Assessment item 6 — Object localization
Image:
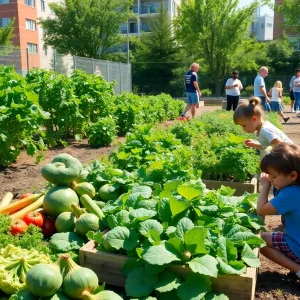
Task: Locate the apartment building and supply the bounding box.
[119,0,181,51]
[0,0,58,73]
[273,0,300,50]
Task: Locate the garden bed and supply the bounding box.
[202,174,259,196]
[80,241,259,300]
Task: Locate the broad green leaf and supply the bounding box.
[139,219,163,236]
[137,200,157,210]
[107,210,130,229]
[166,237,184,255]
[156,290,181,300]
[143,244,180,265]
[125,268,158,298]
[217,258,247,275]
[228,231,266,248]
[130,208,157,221]
[184,227,208,255]
[158,198,172,223]
[218,186,236,196]
[175,217,194,240]
[145,262,166,275]
[170,196,191,217]
[187,255,218,278]
[165,226,176,238]
[122,258,145,275]
[154,270,181,293]
[216,236,237,264]
[241,244,260,268]
[105,226,138,251]
[164,180,183,192]
[177,185,202,201]
[132,185,152,199]
[176,273,211,300]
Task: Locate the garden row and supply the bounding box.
[0,66,184,167]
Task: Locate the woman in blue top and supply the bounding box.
[258,143,300,279]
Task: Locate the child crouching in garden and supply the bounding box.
[258,143,300,279]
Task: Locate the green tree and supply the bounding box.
[132,4,187,95]
[174,0,261,96]
[39,0,133,59]
[275,0,300,42]
[0,18,14,47]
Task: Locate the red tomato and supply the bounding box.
[43,217,56,238]
[10,219,28,235]
[23,211,44,228]
[19,193,33,200]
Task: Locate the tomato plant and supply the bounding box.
[10,219,28,235]
[23,211,44,228]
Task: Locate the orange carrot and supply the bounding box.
[11,195,45,221]
[0,192,13,208]
[0,193,44,215]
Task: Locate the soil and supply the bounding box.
[1,105,300,299]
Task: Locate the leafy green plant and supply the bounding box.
[86,117,117,147]
[0,66,48,166]
[201,88,212,97]
[170,122,194,146]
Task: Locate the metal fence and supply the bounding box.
[0,46,132,94]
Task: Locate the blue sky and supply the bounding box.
[237,0,274,16]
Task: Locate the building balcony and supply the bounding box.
[140,6,159,15]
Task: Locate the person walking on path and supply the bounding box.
[257,143,300,280]
[289,73,296,112]
[254,66,271,112]
[291,68,300,115]
[268,81,290,123]
[225,70,243,111]
[181,63,202,118]
[233,97,293,153]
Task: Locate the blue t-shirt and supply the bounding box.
[185,70,198,93]
[254,74,265,97]
[270,185,300,258]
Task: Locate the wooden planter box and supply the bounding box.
[79,241,259,300]
[202,174,259,196]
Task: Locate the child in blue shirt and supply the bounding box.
[258,143,300,278]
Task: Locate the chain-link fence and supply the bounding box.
[0,46,132,94]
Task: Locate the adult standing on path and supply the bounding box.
[254,66,270,112]
[291,68,300,115]
[289,72,296,112]
[225,70,243,111]
[181,63,202,118]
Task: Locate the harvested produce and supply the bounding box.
[0,192,13,208]
[0,193,44,215]
[56,253,98,299]
[55,211,76,232]
[98,183,122,202]
[79,194,104,220]
[41,153,83,186]
[0,244,51,294]
[82,290,123,300]
[23,211,44,228]
[43,217,57,238]
[11,196,44,221]
[26,264,63,297]
[71,181,96,199]
[43,186,79,217]
[18,193,33,200]
[10,219,28,236]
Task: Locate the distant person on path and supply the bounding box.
[257,143,300,280]
[289,72,296,112]
[291,68,300,115]
[181,63,202,118]
[268,81,290,123]
[225,70,243,111]
[254,66,270,111]
[233,97,293,152]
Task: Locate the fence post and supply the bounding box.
[73,56,76,70]
[53,49,56,72]
[26,48,29,74]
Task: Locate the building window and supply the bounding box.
[43,45,47,55]
[27,43,38,53]
[40,0,45,11]
[0,17,11,27]
[26,19,36,31]
[0,0,9,4]
[25,0,35,7]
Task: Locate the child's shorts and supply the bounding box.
[272,232,300,263]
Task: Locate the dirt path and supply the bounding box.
[1,104,300,299]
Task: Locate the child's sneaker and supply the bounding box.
[180,113,185,117]
[291,109,295,112]
[284,117,290,123]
